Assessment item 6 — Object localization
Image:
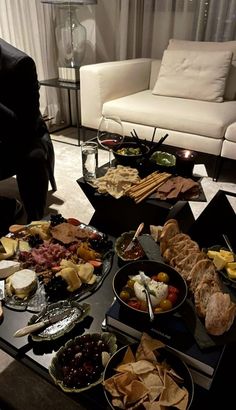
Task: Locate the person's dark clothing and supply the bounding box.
[0,38,55,225]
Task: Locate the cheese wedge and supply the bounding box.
[226,267,236,280]
[227,262,236,270]
[213,253,227,270]
[0,237,18,260]
[10,269,37,299]
[207,250,219,259]
[219,249,234,263]
[0,260,21,279]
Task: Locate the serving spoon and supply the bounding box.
[139,271,155,322]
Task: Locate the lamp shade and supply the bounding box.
[41,1,97,4]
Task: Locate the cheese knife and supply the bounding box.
[13,308,73,337]
[0,280,5,319]
[124,222,144,253]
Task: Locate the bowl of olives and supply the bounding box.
[49,332,117,393]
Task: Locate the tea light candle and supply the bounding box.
[176,149,197,177]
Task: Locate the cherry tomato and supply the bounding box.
[151,275,158,282]
[159,299,173,311]
[167,292,178,305]
[128,300,141,310]
[168,285,179,294]
[154,306,163,313]
[156,272,170,283]
[120,290,130,301]
[127,279,135,289]
[139,301,148,311]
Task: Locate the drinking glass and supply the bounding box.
[97,116,124,167]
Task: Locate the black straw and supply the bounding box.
[151,127,157,148]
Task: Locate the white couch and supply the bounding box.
[80,40,236,173]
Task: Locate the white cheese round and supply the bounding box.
[10,269,37,299]
[133,278,168,307]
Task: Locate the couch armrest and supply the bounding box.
[80,58,152,129]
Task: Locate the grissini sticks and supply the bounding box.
[125,171,171,203]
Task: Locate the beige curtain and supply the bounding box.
[0,0,97,126]
[99,0,236,61]
[0,0,60,120]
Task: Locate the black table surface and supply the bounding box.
[39,78,80,90]
[1,223,235,408]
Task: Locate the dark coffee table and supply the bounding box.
[77,165,195,237]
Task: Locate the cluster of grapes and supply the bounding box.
[58,334,109,388]
[28,234,43,248]
[44,276,68,302]
[50,213,67,227]
[89,233,113,252]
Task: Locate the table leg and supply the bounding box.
[67,89,72,126]
[75,89,81,146]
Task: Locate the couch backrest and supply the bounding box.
[167,39,236,101]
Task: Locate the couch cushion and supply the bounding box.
[102,90,236,139]
[152,49,232,102]
[225,122,236,143]
[168,39,236,101]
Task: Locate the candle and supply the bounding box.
[176,149,197,177]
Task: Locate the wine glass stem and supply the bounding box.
[109,149,112,167]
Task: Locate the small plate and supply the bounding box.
[205,245,236,288]
[28,300,91,342]
[28,300,90,342]
[49,332,117,393]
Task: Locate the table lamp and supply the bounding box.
[41,0,97,83]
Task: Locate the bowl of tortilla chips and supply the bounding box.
[103,333,194,410]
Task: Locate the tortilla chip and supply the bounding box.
[143,402,165,410]
[112,398,125,409]
[140,371,164,402]
[118,360,155,375]
[124,379,149,405]
[122,346,136,364]
[103,374,123,397]
[114,372,136,395]
[174,387,189,410]
[136,333,165,362]
[159,372,188,407]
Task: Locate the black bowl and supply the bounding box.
[113,260,188,317]
[112,141,150,167]
[103,342,194,410]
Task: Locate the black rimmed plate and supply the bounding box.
[27,300,91,342]
[103,342,194,410]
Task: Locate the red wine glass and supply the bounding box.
[97,116,124,167]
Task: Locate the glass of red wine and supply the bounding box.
[97,116,124,167]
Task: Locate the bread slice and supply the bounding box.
[205,292,236,336]
[160,220,180,254]
[189,259,215,293]
[194,273,222,318]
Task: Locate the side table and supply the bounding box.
[39,78,82,145]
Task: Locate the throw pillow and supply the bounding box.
[167,39,236,100]
[152,49,232,102]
